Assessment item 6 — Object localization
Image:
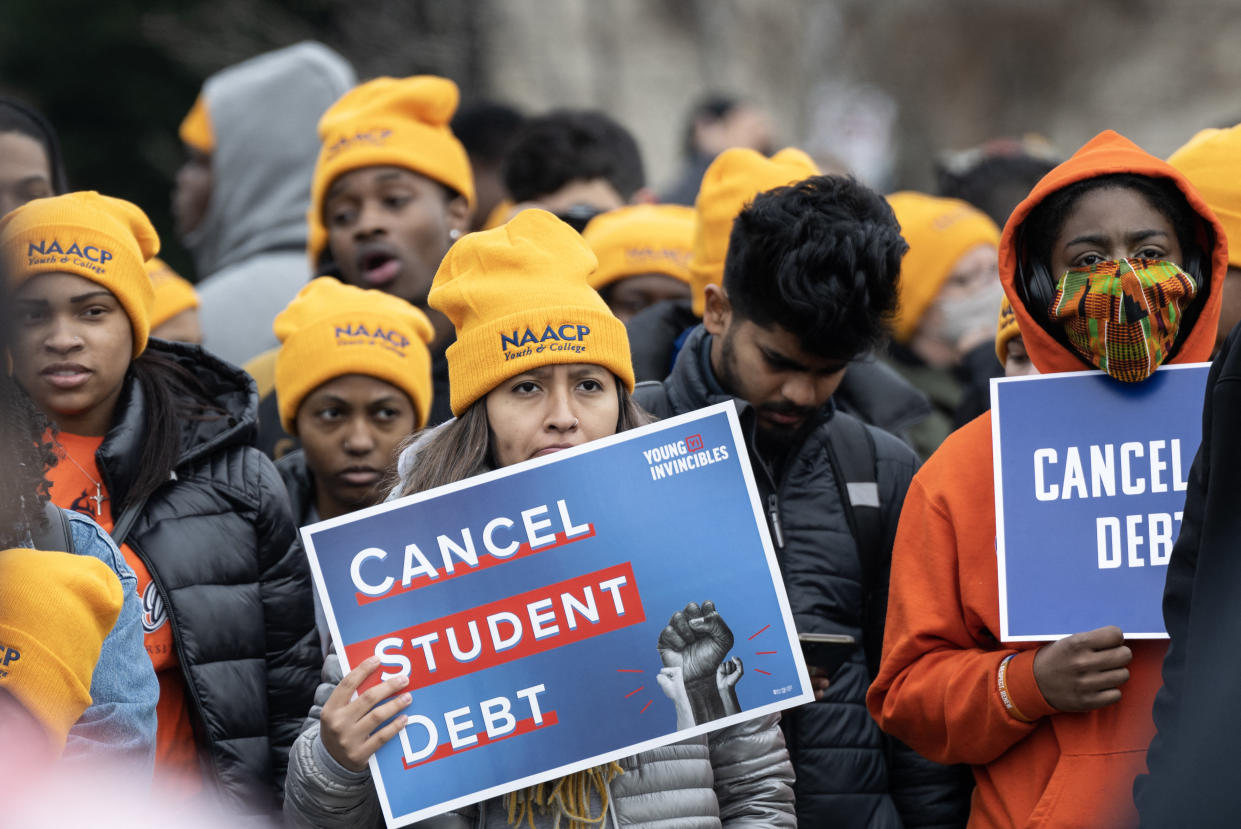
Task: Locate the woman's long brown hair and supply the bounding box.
[398,380,652,498]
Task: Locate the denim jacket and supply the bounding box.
[58,511,159,771]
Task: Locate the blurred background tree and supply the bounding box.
[3,0,1239,279]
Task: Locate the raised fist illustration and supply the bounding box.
[657,600,734,685]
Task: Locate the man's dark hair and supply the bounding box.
[723,175,907,359]
[937,154,1057,228]
[451,101,525,165]
[682,93,740,157]
[503,109,645,203]
[0,96,69,194]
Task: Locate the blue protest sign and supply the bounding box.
[992,363,1209,641]
[301,402,813,827]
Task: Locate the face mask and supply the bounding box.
[935,279,1005,346]
[1049,258,1197,383]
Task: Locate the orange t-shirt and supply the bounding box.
[47,431,202,792]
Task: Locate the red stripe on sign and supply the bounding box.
[401,710,559,769]
[347,562,645,693]
[356,526,596,606]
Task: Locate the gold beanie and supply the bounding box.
[582,204,694,290]
[274,277,436,433]
[0,191,159,355]
[1169,125,1241,269]
[995,294,1021,367]
[0,547,123,752]
[886,191,1001,343]
[146,257,200,329]
[430,209,634,415]
[178,93,214,155]
[308,76,476,268]
[689,147,820,316]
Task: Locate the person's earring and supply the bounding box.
[449,228,462,241]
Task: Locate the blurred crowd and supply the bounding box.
[3,37,1241,829]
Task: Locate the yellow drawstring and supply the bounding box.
[504,763,624,829]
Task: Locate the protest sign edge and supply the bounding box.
[991,375,1011,642]
[299,402,816,825]
[991,363,1208,641]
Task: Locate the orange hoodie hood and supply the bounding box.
[999,129,1228,375]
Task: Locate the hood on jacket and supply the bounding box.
[999,129,1227,375]
[99,338,260,503]
[184,41,355,278]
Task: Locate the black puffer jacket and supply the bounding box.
[277,449,315,527]
[626,299,932,440]
[635,326,970,829]
[96,339,319,816]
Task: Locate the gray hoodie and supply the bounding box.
[187,41,354,366]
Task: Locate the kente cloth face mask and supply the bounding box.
[1048,258,1197,383]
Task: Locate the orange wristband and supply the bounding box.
[997,653,1034,722]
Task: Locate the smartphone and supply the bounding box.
[799,632,857,678]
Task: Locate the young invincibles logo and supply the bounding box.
[642,432,730,480]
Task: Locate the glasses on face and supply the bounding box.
[554,204,604,233]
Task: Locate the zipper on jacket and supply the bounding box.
[767,493,785,549]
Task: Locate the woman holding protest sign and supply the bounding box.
[866,130,1226,828]
[283,208,796,829]
[1,192,320,815]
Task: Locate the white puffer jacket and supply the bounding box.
[283,652,797,829]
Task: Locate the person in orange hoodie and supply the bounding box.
[866,129,1226,829]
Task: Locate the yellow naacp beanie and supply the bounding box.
[308,76,476,267]
[178,93,214,155]
[431,209,634,415]
[886,191,1001,344]
[690,147,820,317]
[0,547,123,752]
[0,192,159,355]
[995,294,1020,367]
[583,204,694,290]
[274,277,436,432]
[146,257,200,329]
[1169,125,1241,269]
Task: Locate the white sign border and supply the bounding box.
[992,363,1208,642]
[299,401,815,827]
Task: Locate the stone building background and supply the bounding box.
[3,0,1239,273]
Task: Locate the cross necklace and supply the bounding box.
[58,444,108,518]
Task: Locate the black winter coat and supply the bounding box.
[96,340,319,816]
[1137,328,1241,827]
[635,327,970,829]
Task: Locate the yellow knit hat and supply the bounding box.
[274,277,436,433]
[582,204,694,290]
[0,191,159,355]
[178,93,214,155]
[430,209,634,415]
[689,147,820,316]
[0,547,123,752]
[886,191,1001,343]
[308,76,476,267]
[995,294,1021,367]
[146,257,200,329]
[1169,125,1241,269]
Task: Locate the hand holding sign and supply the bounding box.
[658,601,735,724]
[321,656,412,772]
[1032,626,1133,712]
